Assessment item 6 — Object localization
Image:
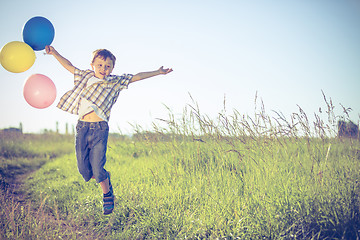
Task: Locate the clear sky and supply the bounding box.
[1,0,359,134]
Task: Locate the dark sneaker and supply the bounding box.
[103,191,115,215]
[103,171,114,215]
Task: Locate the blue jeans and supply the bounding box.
[75,121,109,183]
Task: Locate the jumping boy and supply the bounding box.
[45,46,172,214]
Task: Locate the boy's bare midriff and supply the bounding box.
[81,111,104,122]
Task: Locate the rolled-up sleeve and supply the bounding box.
[117,74,133,90]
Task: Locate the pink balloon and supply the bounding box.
[23,74,56,109]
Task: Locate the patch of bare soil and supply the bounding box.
[2,166,101,240]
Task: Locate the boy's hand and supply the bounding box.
[45,45,57,55]
[158,66,173,75]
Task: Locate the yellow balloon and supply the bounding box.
[0,41,36,73]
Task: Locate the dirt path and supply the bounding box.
[1,161,101,240]
[5,171,33,203]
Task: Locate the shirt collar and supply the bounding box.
[104,75,118,82]
[87,70,118,82]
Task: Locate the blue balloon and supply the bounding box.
[23,16,55,51]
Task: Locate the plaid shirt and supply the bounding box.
[57,68,133,121]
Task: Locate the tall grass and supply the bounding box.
[124,93,360,238]
[2,94,360,239]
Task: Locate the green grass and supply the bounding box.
[21,135,360,239]
[1,97,360,239]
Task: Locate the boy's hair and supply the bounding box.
[92,49,116,67]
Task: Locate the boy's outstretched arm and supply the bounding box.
[130,66,173,83]
[45,46,76,74]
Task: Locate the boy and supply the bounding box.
[45,46,172,214]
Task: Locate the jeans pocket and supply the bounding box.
[99,122,109,132]
[76,121,85,134]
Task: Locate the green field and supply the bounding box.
[1,102,360,239]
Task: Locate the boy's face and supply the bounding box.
[91,57,114,79]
